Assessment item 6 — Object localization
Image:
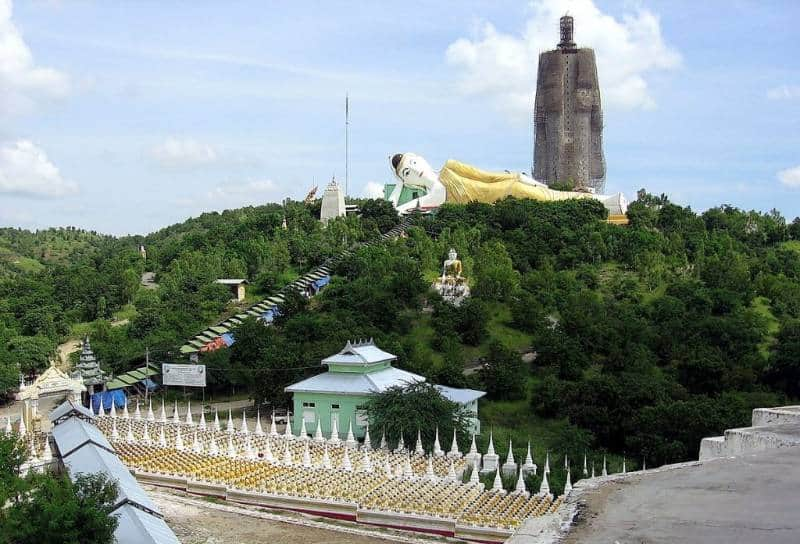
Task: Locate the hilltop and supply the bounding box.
[2,195,800,486]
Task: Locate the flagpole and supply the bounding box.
[345,93,349,198]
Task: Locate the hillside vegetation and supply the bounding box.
[2,194,800,477]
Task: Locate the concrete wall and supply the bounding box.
[699,406,800,461]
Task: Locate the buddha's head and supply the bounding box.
[391,153,437,191]
[448,248,458,261]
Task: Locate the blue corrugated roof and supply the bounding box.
[52,416,114,457]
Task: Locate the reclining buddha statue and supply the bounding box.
[385,153,627,221]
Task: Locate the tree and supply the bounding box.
[365,382,470,451]
[0,434,119,544]
[765,320,800,397]
[472,241,519,301]
[2,335,56,375]
[358,198,399,234]
[479,340,526,400]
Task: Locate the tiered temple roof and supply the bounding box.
[73,336,108,387]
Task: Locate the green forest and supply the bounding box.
[2,194,800,479]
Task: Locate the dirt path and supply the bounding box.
[56,338,81,371]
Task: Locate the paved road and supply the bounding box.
[563,447,800,544]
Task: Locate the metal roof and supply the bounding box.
[113,504,180,544]
[214,278,249,285]
[63,443,160,515]
[321,341,397,366]
[434,385,486,405]
[52,416,114,457]
[49,400,94,424]
[105,379,128,390]
[285,366,424,395]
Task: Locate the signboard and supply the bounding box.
[162,363,206,387]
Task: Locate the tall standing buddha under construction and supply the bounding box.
[533,15,606,193]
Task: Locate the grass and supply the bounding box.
[782,240,800,253]
[752,295,780,358]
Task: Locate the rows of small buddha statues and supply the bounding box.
[92,400,565,530]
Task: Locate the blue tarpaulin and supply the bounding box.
[91,390,127,413]
[221,333,235,346]
[312,275,330,291]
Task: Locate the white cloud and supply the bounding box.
[362,181,385,199]
[0,0,70,116]
[778,166,800,188]
[0,139,78,198]
[150,137,219,167]
[767,85,800,100]
[445,0,681,118]
[175,179,281,212]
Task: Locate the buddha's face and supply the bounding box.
[391,153,437,190]
[448,248,457,261]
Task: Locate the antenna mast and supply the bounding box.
[345,93,350,197]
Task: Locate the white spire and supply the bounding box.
[134,400,142,421]
[282,440,293,465]
[240,410,249,435]
[175,426,184,451]
[111,418,119,440]
[254,411,264,435]
[622,457,627,474]
[486,432,495,456]
[448,428,461,458]
[226,409,235,434]
[98,401,105,417]
[469,434,478,454]
[302,440,312,467]
[159,400,166,423]
[122,401,130,419]
[446,460,457,482]
[539,470,551,497]
[379,429,387,450]
[491,468,503,493]
[363,424,372,451]
[342,446,353,471]
[591,462,596,478]
[269,412,278,437]
[284,411,294,440]
[185,401,193,425]
[583,453,588,476]
[345,419,357,449]
[126,420,135,443]
[17,410,27,437]
[383,457,393,478]
[402,454,413,479]
[158,425,167,447]
[192,431,203,454]
[602,456,608,477]
[213,408,221,431]
[142,422,151,444]
[515,469,527,495]
[244,435,255,460]
[226,434,237,458]
[564,454,569,470]
[433,428,444,457]
[172,401,180,424]
[199,410,207,430]
[642,457,646,471]
[544,451,550,474]
[329,417,340,445]
[109,400,117,419]
[506,440,515,464]
[299,416,308,440]
[361,449,373,473]
[263,438,274,462]
[147,399,155,422]
[415,429,425,455]
[41,437,53,462]
[4,416,12,434]
[209,435,219,456]
[564,467,573,495]
[469,464,480,486]
[313,419,324,442]
[425,455,437,481]
[522,441,536,475]
[394,432,405,453]
[321,443,332,469]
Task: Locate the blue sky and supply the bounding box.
[1,0,798,235]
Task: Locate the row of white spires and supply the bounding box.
[4,398,637,497]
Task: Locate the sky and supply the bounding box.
[1,0,798,235]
